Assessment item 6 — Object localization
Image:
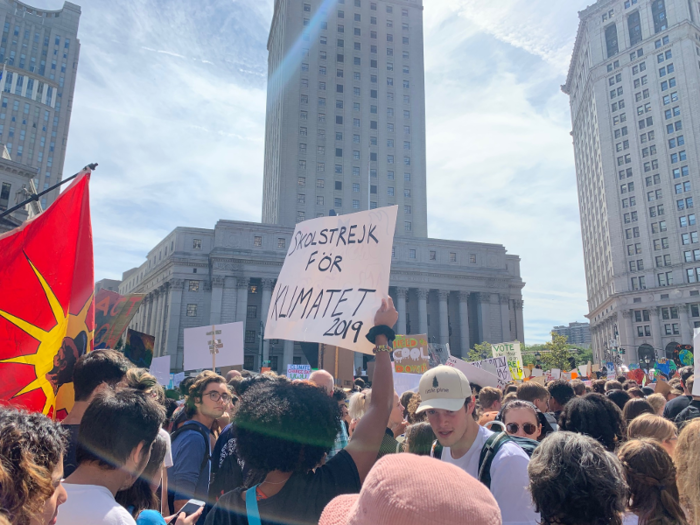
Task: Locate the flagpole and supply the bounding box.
[0,163,97,220]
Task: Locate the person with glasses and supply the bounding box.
[501,400,542,441]
[168,370,228,515]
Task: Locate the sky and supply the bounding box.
[33,0,595,344]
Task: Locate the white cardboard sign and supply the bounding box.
[265,207,397,354]
[445,356,500,389]
[466,356,510,388]
[149,355,171,386]
[183,321,244,371]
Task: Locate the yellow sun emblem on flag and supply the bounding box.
[0,258,93,417]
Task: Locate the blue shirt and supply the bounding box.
[168,420,211,504]
[137,510,166,525]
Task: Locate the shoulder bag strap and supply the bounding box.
[246,484,262,525]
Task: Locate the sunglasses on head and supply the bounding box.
[506,422,538,435]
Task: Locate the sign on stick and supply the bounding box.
[287,364,311,380]
[445,356,500,389]
[265,207,397,354]
[149,355,171,387]
[393,334,429,374]
[466,356,510,388]
[184,321,244,371]
[492,341,524,380]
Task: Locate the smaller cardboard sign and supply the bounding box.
[655,379,671,397]
[445,357,500,389]
[466,356,510,388]
[529,376,546,385]
[393,370,422,396]
[427,343,451,368]
[561,372,572,381]
[523,367,531,378]
[393,334,429,374]
[551,368,561,380]
[172,372,185,389]
[592,364,600,372]
[532,368,544,377]
[578,364,588,378]
[149,355,171,387]
[287,364,312,380]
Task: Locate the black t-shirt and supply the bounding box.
[203,449,360,525]
[61,423,80,478]
[674,399,700,427]
[663,395,692,420]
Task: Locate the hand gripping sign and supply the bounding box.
[265,206,397,354]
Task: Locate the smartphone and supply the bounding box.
[167,499,205,524]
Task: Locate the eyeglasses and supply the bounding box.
[204,391,232,403]
[506,422,538,435]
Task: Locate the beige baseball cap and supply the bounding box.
[416,365,472,413]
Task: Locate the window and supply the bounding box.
[652,0,667,33]
[278,238,286,249]
[335,197,342,207]
[605,24,619,58]
[628,11,642,45]
[186,304,197,317]
[193,239,202,250]
[247,305,258,319]
[429,250,436,260]
[405,221,412,232]
[409,249,416,259]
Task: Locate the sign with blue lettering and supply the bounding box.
[265,206,397,354]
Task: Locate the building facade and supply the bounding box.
[262,0,428,237]
[0,142,38,233]
[0,0,81,209]
[563,0,700,365]
[119,221,524,372]
[552,322,592,346]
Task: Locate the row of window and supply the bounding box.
[305,1,409,16]
[604,0,667,59]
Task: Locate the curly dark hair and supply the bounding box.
[185,370,226,418]
[528,431,627,525]
[591,379,606,395]
[0,406,67,525]
[618,439,688,525]
[547,380,575,407]
[606,389,632,411]
[234,378,341,476]
[558,393,626,452]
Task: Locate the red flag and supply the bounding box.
[0,170,94,419]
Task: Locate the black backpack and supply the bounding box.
[477,432,539,489]
[167,423,211,514]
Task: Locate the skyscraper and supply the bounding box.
[262,0,428,237]
[0,0,81,209]
[563,0,700,365]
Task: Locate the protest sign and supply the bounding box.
[551,368,561,380]
[149,355,171,387]
[578,364,588,378]
[319,344,355,388]
[592,364,600,372]
[491,341,524,380]
[693,328,700,396]
[184,321,244,371]
[287,364,311,380]
[655,379,671,397]
[171,372,185,389]
[428,343,451,368]
[466,356,510,388]
[529,376,546,385]
[94,289,145,350]
[264,207,397,354]
[123,329,154,368]
[532,368,544,377]
[445,356,500,389]
[393,370,422,396]
[393,334,429,374]
[606,362,616,380]
[561,372,572,381]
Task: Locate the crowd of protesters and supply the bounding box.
[1,297,700,525]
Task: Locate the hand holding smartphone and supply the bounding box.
[165,499,205,525]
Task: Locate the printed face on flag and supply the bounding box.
[0,172,94,419]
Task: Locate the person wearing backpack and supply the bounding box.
[168,371,229,515]
[416,366,539,525]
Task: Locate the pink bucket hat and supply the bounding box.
[319,454,502,525]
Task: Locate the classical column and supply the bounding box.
[282,339,295,371]
[210,276,225,325]
[236,278,250,324]
[514,299,524,343]
[458,292,470,357]
[396,287,408,335]
[499,295,510,342]
[650,307,662,356]
[155,284,169,357]
[145,292,156,336]
[678,304,690,344]
[164,279,184,367]
[478,294,492,343]
[622,310,634,361]
[417,289,428,335]
[222,276,238,323]
[438,290,450,345]
[149,290,160,339]
[261,279,274,365]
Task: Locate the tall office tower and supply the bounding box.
[262,0,428,237]
[563,0,700,365]
[0,0,80,209]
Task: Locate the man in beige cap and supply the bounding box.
[417,365,538,525]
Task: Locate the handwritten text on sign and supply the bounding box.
[287,364,312,380]
[492,341,524,381]
[265,207,397,355]
[393,334,429,374]
[466,356,510,388]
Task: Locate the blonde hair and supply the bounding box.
[348,389,371,420]
[676,419,700,524]
[628,414,676,443]
[125,368,164,404]
[646,393,666,415]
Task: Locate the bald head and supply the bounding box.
[226,370,242,381]
[309,369,335,396]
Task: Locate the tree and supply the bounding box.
[522,344,546,367]
[540,333,578,371]
[467,341,493,362]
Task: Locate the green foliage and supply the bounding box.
[541,333,577,371]
[467,341,493,362]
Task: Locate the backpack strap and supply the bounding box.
[478,432,511,490]
[171,422,211,473]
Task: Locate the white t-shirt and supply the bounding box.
[56,484,136,525]
[441,425,539,525]
[159,427,174,468]
[623,513,639,525]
